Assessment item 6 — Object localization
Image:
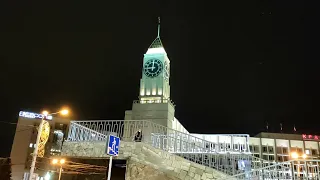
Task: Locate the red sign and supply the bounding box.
[302,134,320,141]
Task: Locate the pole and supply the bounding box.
[58,166,62,180]
[107,156,113,180]
[29,117,45,180]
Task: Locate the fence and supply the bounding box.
[67,120,272,176]
[66,120,320,178]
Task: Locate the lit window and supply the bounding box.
[306,149,310,155]
[140,90,145,96]
[29,143,33,148]
[152,88,156,95]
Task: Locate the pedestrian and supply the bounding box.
[134,129,142,142]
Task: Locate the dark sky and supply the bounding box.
[1,1,319,156]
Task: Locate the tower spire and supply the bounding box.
[146,16,165,52]
[157,17,160,37]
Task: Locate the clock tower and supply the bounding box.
[124,18,176,128]
[139,19,170,102]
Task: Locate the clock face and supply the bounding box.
[144,59,163,78]
[164,61,170,81]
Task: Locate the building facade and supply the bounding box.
[10,111,71,180]
[250,132,320,162]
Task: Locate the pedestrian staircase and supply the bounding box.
[66,120,320,179]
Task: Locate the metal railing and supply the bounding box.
[66,120,272,176]
[66,120,320,178]
[133,98,175,106]
[225,159,320,180]
[67,122,107,141]
[67,120,250,153]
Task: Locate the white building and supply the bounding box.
[250,132,320,162]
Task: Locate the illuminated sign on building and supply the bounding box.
[302,134,319,141]
[19,111,53,120]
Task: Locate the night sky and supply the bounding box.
[1,1,319,156]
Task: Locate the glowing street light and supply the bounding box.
[60,109,69,115]
[44,172,51,180]
[52,159,58,164]
[29,108,70,180]
[291,152,307,159]
[42,111,49,116]
[52,158,65,180]
[302,154,307,159]
[291,152,299,159]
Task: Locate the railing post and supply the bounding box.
[261,161,265,180]
[291,161,295,180]
[67,122,73,141]
[304,160,308,179]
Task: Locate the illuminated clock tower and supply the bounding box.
[125,18,176,128]
[139,20,170,102]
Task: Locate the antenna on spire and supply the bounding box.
[157,17,161,37]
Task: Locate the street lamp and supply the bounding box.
[291,152,299,159]
[52,158,65,180]
[29,109,69,180]
[291,152,307,159]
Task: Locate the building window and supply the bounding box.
[268,146,274,153]
[263,155,268,160]
[262,146,267,153]
[269,155,275,161]
[50,130,64,154]
[276,147,282,154]
[312,149,317,156]
[277,156,282,161]
[254,145,260,152]
[297,148,303,154]
[305,149,310,155]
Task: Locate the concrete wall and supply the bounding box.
[173,117,189,134]
[61,141,231,180]
[130,102,175,128]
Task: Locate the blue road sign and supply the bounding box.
[106,135,120,156]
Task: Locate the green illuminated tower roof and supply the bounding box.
[146,17,166,54]
[149,36,163,49]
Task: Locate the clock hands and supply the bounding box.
[144,59,163,78]
[151,60,155,71]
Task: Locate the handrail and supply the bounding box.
[66,120,320,178]
[66,120,274,176]
[69,120,250,153]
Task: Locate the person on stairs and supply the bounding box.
[134,129,143,142]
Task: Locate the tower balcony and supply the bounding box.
[133,98,175,107]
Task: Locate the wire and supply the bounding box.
[34,156,108,174]
[0,120,36,127]
[1,155,108,175]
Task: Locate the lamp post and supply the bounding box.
[52,158,65,180]
[28,109,69,180]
